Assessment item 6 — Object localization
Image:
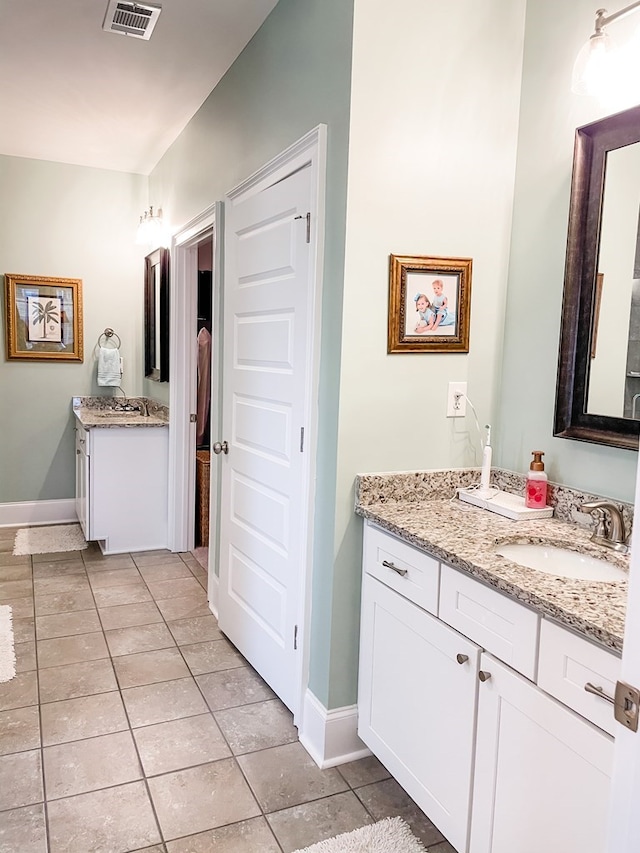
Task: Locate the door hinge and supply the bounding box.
[294,212,311,243]
[189,413,197,423]
[300,427,305,453]
[294,625,298,650]
[615,680,640,732]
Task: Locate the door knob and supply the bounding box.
[212,441,229,455]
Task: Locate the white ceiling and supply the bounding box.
[0,0,279,174]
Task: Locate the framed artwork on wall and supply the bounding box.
[388,254,472,353]
[4,273,83,362]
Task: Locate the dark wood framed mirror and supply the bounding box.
[144,247,170,382]
[555,104,640,451]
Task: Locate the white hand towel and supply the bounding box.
[97,346,121,386]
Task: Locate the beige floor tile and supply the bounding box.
[148,758,260,841]
[0,706,40,755]
[146,577,204,600]
[14,641,36,674]
[34,589,94,616]
[167,615,221,645]
[426,842,458,853]
[87,567,143,588]
[114,647,190,688]
[0,554,31,569]
[0,803,47,853]
[133,713,231,776]
[266,790,373,853]
[93,582,153,608]
[32,549,85,564]
[0,750,43,810]
[132,552,182,568]
[238,741,348,812]
[196,667,274,711]
[155,594,211,622]
[337,755,392,789]
[47,781,161,852]
[1,598,33,618]
[39,658,117,703]
[123,677,208,727]
[44,730,142,799]
[37,631,109,669]
[35,608,101,640]
[165,816,280,853]
[32,559,85,579]
[138,562,193,582]
[41,690,128,746]
[214,698,298,755]
[13,616,35,644]
[0,564,32,581]
[0,579,33,601]
[105,622,177,657]
[180,638,245,676]
[98,601,163,631]
[33,575,90,596]
[0,671,38,712]
[354,778,445,847]
[82,553,136,569]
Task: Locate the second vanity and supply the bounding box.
[355,471,630,853]
[73,396,169,554]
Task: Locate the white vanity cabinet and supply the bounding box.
[74,422,169,554]
[358,521,618,853]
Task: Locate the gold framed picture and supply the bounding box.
[388,254,472,353]
[4,273,83,362]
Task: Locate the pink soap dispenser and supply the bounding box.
[525,451,548,509]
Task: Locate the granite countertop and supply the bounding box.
[356,487,629,654]
[72,396,169,429]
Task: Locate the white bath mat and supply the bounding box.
[13,523,87,556]
[0,605,16,683]
[292,818,427,853]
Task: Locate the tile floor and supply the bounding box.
[0,526,455,853]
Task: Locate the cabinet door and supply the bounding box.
[75,430,90,539]
[470,654,613,853]
[358,574,480,853]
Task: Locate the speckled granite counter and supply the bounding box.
[355,469,631,653]
[72,396,168,428]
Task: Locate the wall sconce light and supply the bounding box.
[136,206,168,248]
[572,2,640,96]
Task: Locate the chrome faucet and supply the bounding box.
[139,398,149,417]
[580,501,629,554]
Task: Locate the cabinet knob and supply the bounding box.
[456,653,469,665]
[478,670,492,682]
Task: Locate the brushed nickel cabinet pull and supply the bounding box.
[456,654,469,665]
[478,671,492,682]
[381,560,408,577]
[584,682,615,705]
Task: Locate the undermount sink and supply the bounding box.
[94,410,145,417]
[495,543,627,582]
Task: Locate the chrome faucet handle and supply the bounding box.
[580,501,628,553]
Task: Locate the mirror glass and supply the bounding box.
[555,104,640,450]
[144,247,169,382]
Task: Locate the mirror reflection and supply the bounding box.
[144,247,169,382]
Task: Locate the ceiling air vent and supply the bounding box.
[102,1,162,40]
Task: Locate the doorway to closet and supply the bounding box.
[194,240,213,573]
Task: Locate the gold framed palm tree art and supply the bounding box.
[4,273,83,362]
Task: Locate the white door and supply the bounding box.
[218,164,312,713]
[607,445,640,851]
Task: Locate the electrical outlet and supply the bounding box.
[447,381,467,418]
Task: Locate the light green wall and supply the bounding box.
[497,0,639,500]
[148,0,354,707]
[0,155,147,503]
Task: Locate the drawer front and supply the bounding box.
[538,619,620,736]
[363,523,439,615]
[439,564,539,679]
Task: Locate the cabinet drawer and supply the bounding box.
[439,564,539,679]
[363,523,439,615]
[538,619,620,736]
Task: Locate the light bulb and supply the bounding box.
[572,30,616,96]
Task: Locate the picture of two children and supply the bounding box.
[407,274,457,337]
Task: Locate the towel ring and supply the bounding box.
[98,328,121,348]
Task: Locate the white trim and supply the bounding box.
[225,125,327,725]
[168,203,222,553]
[0,499,77,528]
[207,570,219,619]
[299,689,370,769]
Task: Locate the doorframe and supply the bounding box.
[168,203,223,585]
[224,124,327,722]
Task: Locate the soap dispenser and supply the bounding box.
[525,451,548,508]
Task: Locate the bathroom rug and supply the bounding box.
[292,817,426,853]
[0,605,16,683]
[13,523,87,556]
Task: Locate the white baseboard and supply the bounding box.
[207,571,219,618]
[0,499,77,529]
[299,689,371,769]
